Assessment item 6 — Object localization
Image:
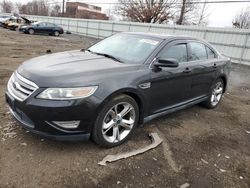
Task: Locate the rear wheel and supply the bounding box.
[54,31,60,37]
[92,95,139,148]
[28,28,34,35]
[202,78,224,109]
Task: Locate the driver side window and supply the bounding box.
[37,23,45,27]
[158,44,188,62]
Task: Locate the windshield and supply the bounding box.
[32,21,41,26]
[88,33,161,64]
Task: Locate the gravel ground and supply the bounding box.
[0,28,249,188]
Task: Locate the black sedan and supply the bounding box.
[19,21,64,36]
[5,32,230,147]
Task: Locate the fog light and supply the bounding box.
[52,121,80,129]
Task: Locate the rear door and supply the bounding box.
[187,41,218,98]
[149,40,193,114]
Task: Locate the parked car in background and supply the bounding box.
[0,16,17,28]
[0,16,10,26]
[7,17,32,31]
[5,32,230,147]
[19,21,64,36]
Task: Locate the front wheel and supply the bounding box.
[92,95,139,148]
[28,28,34,35]
[202,78,224,109]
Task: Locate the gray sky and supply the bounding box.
[8,0,250,27]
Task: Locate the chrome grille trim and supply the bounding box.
[7,72,38,101]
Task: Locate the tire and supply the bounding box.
[54,31,60,37]
[92,94,139,148]
[28,28,34,35]
[202,78,224,109]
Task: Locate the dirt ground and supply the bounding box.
[0,28,249,188]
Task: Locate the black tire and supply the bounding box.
[92,94,139,148]
[202,78,224,109]
[28,28,34,35]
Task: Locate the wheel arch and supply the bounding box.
[97,88,145,125]
[218,74,227,93]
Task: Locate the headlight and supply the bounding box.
[36,86,98,100]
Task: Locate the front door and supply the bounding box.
[149,40,193,114]
[35,22,47,34]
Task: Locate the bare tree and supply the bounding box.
[16,0,49,16]
[175,0,209,25]
[116,0,176,24]
[0,0,13,13]
[175,0,196,25]
[196,0,209,25]
[233,6,250,29]
[50,5,61,17]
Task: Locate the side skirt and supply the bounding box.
[143,96,209,124]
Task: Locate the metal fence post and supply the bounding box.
[76,19,79,34]
[203,29,208,39]
[60,18,62,28]
[173,26,176,34]
[111,22,114,34]
[148,24,151,32]
[97,21,100,39]
[67,19,70,31]
[86,21,89,36]
[239,33,250,64]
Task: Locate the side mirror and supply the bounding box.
[154,58,179,68]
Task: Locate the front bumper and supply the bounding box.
[5,90,100,141]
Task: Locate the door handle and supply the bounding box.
[183,68,191,73]
[213,63,217,68]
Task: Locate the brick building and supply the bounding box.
[66,2,109,20]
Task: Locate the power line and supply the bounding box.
[46,0,250,5]
[68,0,250,4]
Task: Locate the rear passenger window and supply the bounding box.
[47,23,57,27]
[159,44,188,62]
[190,42,207,61]
[206,47,216,59]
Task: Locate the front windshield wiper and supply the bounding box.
[87,49,123,63]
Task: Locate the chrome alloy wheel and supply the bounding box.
[54,31,60,36]
[102,102,136,143]
[211,82,223,106]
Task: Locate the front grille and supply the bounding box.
[7,72,38,101]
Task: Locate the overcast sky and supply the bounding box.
[8,0,250,27]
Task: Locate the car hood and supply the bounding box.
[18,50,141,87]
[21,16,31,23]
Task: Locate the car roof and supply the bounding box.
[33,21,56,25]
[122,32,199,41]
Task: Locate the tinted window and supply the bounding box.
[206,46,216,59]
[190,42,207,61]
[46,23,57,27]
[158,44,188,62]
[37,22,46,27]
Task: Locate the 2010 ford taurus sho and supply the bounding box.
[5,32,230,147]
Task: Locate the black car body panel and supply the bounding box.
[6,32,230,141]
